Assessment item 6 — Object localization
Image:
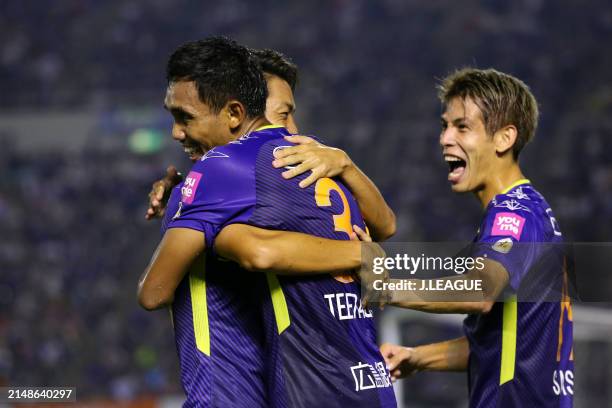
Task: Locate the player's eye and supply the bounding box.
[170,108,194,125]
[171,112,186,125]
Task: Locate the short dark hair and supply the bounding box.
[251,48,298,91]
[438,68,539,159]
[166,37,267,118]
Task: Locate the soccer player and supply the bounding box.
[138,37,396,407]
[145,48,396,241]
[144,47,299,220]
[378,69,574,407]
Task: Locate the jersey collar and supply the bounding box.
[501,178,531,194]
[255,124,285,131]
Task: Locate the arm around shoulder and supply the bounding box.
[214,224,363,275]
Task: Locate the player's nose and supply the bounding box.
[439,128,455,148]
[171,123,186,142]
[286,114,298,134]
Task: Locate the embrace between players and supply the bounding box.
[138,37,573,408]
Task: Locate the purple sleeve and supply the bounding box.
[167,152,256,249]
[473,207,541,291]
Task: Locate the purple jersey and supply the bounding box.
[162,187,268,407]
[466,180,573,407]
[164,125,395,407]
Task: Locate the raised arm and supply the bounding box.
[272,135,396,241]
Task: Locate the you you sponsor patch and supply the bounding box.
[492,212,525,240]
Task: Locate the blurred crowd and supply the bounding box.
[0,139,184,397]
[1,0,611,402]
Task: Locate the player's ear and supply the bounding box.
[493,125,517,156]
[225,100,246,130]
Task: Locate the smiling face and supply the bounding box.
[164,80,233,161]
[440,96,498,194]
[165,76,296,162]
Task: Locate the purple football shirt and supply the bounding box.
[466,181,573,407]
[162,125,396,407]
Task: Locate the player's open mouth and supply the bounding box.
[445,155,466,183]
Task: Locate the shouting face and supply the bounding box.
[440,97,498,194]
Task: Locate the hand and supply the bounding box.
[145,165,183,220]
[379,343,420,381]
[334,225,373,283]
[272,135,352,188]
[351,225,372,242]
[356,228,390,308]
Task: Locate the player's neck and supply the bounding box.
[476,163,525,209]
[231,117,272,141]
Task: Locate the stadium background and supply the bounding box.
[1,1,611,406]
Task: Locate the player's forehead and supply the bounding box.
[441,96,483,123]
[164,80,201,111]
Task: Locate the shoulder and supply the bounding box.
[195,126,292,171]
[178,143,260,207]
[483,185,546,242]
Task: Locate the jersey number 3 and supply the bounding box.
[315,178,355,283]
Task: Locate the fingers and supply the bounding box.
[273,144,309,160]
[273,152,308,169]
[145,206,165,220]
[362,279,379,309]
[166,165,178,177]
[388,347,419,380]
[284,135,316,145]
[298,168,324,188]
[146,180,168,220]
[273,152,327,188]
[281,162,315,180]
[390,369,402,382]
[145,165,184,220]
[166,165,183,184]
[154,181,165,201]
[387,349,409,372]
[362,293,369,309]
[380,342,403,362]
[353,225,372,242]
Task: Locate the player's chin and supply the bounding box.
[449,177,470,193]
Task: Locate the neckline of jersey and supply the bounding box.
[485,178,532,210]
[255,124,284,131]
[501,178,531,194]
